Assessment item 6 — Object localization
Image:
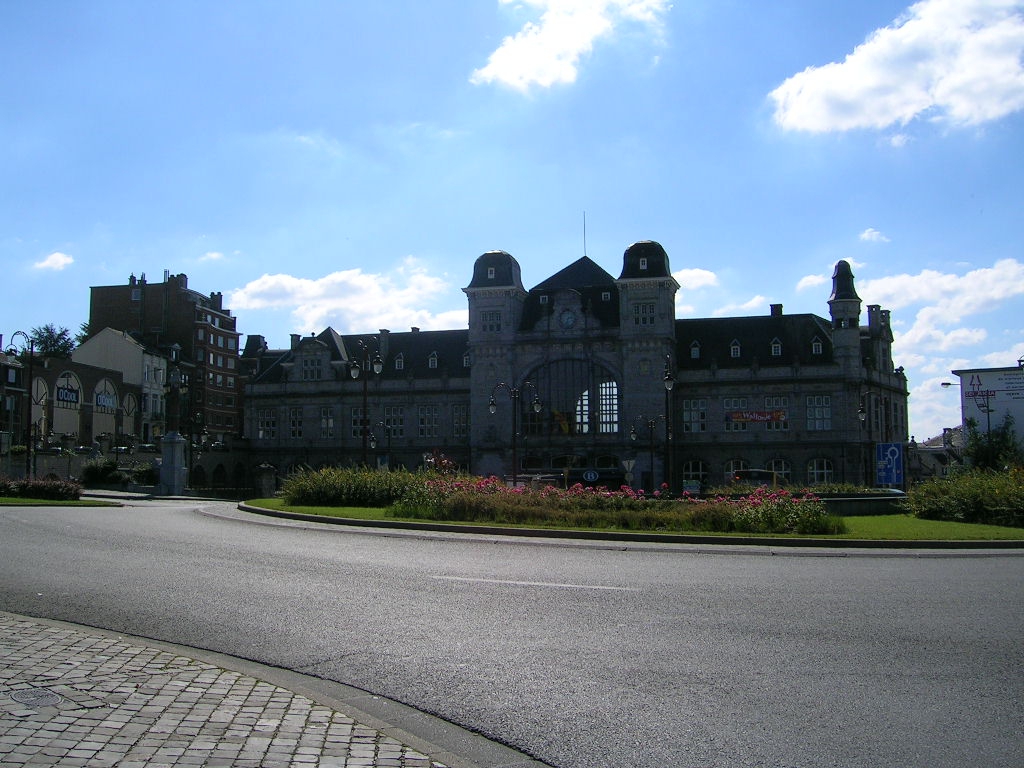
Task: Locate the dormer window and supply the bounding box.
[487,267,495,279]
[690,341,700,360]
[730,340,741,359]
[539,295,549,304]
[428,351,438,369]
[639,257,648,270]
[602,291,611,301]
[811,337,823,355]
[394,353,404,371]
[770,338,782,357]
[463,352,471,368]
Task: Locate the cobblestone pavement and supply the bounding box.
[0,613,450,767]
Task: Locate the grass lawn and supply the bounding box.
[0,496,117,507]
[247,499,1024,541]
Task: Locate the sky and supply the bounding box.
[2,0,1023,441]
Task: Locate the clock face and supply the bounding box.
[559,309,577,329]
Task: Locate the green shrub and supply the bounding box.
[0,476,81,500]
[80,458,129,487]
[282,466,428,507]
[905,468,1024,527]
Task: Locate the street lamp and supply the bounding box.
[4,331,35,479]
[662,355,675,491]
[368,420,392,469]
[489,381,542,487]
[349,339,384,466]
[630,414,670,491]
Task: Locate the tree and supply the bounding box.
[963,413,1023,471]
[30,324,75,358]
[74,321,91,346]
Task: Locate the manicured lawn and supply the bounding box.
[248,499,1024,541]
[0,496,116,507]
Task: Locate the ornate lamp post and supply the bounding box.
[4,331,35,479]
[349,340,383,466]
[489,381,542,487]
[368,420,393,468]
[630,414,670,491]
[663,355,675,491]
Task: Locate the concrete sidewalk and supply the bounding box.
[0,613,516,768]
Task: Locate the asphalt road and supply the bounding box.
[1,499,1021,768]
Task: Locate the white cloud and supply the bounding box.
[200,251,225,262]
[796,273,828,292]
[712,295,767,317]
[33,252,74,271]
[770,0,1024,132]
[674,267,718,290]
[471,0,670,92]
[859,227,890,243]
[230,257,457,334]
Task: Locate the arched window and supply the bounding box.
[807,458,834,485]
[730,340,741,358]
[770,337,782,357]
[690,341,700,360]
[524,359,620,436]
[725,458,748,483]
[680,460,707,491]
[811,337,823,355]
[766,458,791,482]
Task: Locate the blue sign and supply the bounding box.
[875,443,904,487]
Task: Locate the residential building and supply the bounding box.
[88,272,242,441]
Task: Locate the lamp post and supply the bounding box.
[4,331,35,479]
[349,339,383,466]
[630,414,670,491]
[662,355,675,492]
[159,366,188,495]
[858,391,873,486]
[489,381,542,488]
[368,420,392,469]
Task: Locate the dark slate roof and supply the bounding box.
[619,240,671,279]
[465,250,524,290]
[673,314,834,370]
[520,257,620,331]
[829,260,861,301]
[245,327,470,384]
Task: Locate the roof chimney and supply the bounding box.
[770,304,783,317]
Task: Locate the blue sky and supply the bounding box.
[3,0,1023,440]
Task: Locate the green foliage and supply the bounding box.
[963,414,1023,471]
[30,323,75,358]
[905,467,1024,528]
[282,467,428,507]
[390,477,844,535]
[80,458,130,487]
[0,476,82,500]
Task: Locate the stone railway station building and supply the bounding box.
[242,241,909,490]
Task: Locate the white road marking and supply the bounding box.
[432,575,636,591]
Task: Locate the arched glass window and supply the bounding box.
[766,458,791,482]
[725,458,748,482]
[807,458,834,484]
[524,359,620,436]
[730,340,741,358]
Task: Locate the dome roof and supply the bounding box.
[618,240,671,279]
[466,250,524,290]
[829,260,861,301]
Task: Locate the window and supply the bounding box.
[394,354,404,371]
[463,352,471,368]
[289,407,303,439]
[418,405,439,438]
[682,399,707,433]
[770,338,782,357]
[690,341,700,360]
[597,380,619,433]
[764,395,789,431]
[730,340,741,358]
[226,376,234,389]
[384,406,405,438]
[487,266,495,279]
[539,295,549,304]
[452,404,469,439]
[197,329,204,340]
[725,459,748,482]
[639,257,648,270]
[227,338,236,351]
[680,460,707,490]
[633,303,656,326]
[428,352,438,369]
[320,406,334,439]
[257,409,277,439]
[806,395,831,430]
[302,358,322,381]
[724,397,748,431]
[766,458,791,481]
[351,408,365,439]
[807,458,834,484]
[602,291,611,301]
[811,337,823,355]
[482,311,502,332]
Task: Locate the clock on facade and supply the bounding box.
[558,309,577,329]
